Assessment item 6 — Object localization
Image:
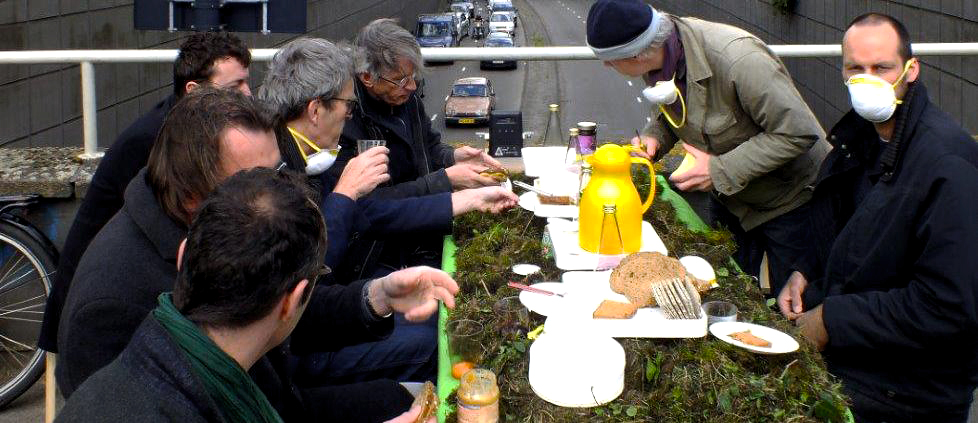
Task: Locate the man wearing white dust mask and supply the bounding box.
[779,13,978,422]
[586,0,831,295]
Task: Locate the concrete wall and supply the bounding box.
[0,0,444,149]
[650,0,978,135]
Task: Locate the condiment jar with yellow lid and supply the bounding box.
[457,368,499,423]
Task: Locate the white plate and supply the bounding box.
[512,263,541,276]
[529,332,624,407]
[518,282,567,316]
[518,191,579,219]
[709,321,800,354]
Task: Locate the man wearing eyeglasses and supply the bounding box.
[330,18,503,201]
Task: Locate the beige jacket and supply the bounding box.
[644,17,830,230]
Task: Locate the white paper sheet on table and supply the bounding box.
[553,271,707,339]
[518,192,579,219]
[546,220,667,270]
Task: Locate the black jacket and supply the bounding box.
[56,169,410,421]
[327,79,455,200]
[800,84,978,412]
[278,121,453,282]
[39,95,177,352]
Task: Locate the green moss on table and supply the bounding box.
[446,175,848,422]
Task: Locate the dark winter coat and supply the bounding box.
[276,123,453,283]
[799,83,978,413]
[39,95,177,352]
[56,169,411,421]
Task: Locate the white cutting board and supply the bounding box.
[547,220,668,271]
[551,271,707,339]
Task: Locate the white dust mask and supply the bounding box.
[288,127,340,175]
[845,59,914,123]
[304,148,339,175]
[642,78,679,105]
[641,75,686,128]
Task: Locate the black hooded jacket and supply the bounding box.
[797,83,978,412]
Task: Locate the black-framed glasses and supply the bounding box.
[378,73,417,89]
[324,96,358,118]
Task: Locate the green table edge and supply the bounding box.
[437,235,458,422]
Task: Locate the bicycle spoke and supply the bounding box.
[0,334,32,364]
[0,270,51,298]
[0,254,26,286]
[0,294,45,316]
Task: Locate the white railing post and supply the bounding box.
[78,61,102,160]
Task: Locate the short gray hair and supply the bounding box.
[354,18,424,78]
[257,37,354,123]
[637,13,676,60]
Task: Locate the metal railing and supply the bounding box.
[2,42,978,159]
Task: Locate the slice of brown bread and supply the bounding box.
[592,300,639,319]
[609,252,687,307]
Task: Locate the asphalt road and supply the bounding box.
[421,9,527,146]
[532,0,654,142]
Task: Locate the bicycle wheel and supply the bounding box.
[0,221,54,408]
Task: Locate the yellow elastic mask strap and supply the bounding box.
[287,126,321,162]
[889,58,916,105]
[658,86,686,129]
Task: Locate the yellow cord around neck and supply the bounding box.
[287,126,321,162]
[659,87,686,129]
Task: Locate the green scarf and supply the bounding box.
[153,293,283,423]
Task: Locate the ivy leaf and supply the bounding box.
[513,340,527,353]
[626,406,638,417]
[716,267,730,277]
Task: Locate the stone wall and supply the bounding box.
[649,0,978,134]
[0,0,444,149]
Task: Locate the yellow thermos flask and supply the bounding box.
[578,144,655,254]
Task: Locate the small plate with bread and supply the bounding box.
[709,321,799,354]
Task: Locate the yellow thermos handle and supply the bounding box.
[631,156,656,213]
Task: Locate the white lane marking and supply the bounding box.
[627,81,633,87]
[461,66,466,72]
[577,15,582,19]
[647,117,652,122]
[431,114,438,121]
[636,97,642,103]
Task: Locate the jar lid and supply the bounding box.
[568,128,579,135]
[458,368,500,405]
[577,121,597,130]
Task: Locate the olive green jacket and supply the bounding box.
[643,17,830,230]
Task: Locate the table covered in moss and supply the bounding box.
[435,175,850,422]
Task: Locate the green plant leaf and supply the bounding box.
[626,406,638,417]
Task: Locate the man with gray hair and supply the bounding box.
[325,18,508,287]
[258,37,517,386]
[586,0,830,294]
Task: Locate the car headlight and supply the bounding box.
[475,110,487,116]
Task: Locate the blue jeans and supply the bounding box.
[295,312,438,386]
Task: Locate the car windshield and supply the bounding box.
[485,38,513,47]
[493,4,515,11]
[453,84,488,97]
[419,22,451,37]
[451,5,466,14]
[490,14,511,22]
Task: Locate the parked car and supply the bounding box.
[448,4,470,37]
[488,12,514,36]
[416,14,461,63]
[480,35,517,70]
[451,1,475,18]
[489,0,518,26]
[444,77,495,126]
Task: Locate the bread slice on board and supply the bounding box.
[592,300,639,319]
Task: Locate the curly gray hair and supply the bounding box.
[354,18,424,78]
[257,37,354,123]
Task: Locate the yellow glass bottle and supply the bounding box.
[578,144,655,254]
